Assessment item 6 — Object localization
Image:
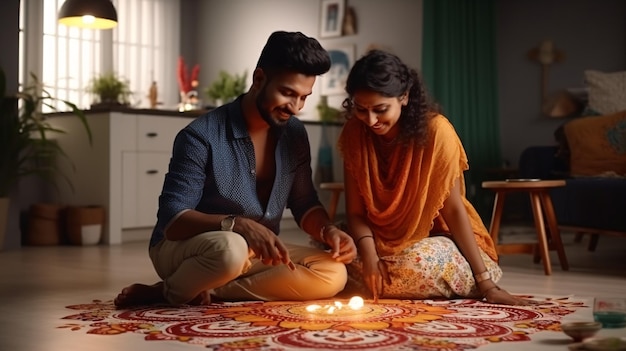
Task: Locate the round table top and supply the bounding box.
[482,179,566,189]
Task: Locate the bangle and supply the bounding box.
[319,224,334,243]
[474,271,491,284]
[355,235,374,246]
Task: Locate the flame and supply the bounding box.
[348,296,364,310]
[305,296,364,315]
[305,304,322,312]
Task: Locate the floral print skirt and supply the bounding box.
[346,235,502,299]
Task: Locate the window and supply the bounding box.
[20,0,180,111]
[113,0,180,110]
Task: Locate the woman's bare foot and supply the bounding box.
[114,282,166,308]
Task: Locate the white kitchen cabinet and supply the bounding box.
[48,110,195,244]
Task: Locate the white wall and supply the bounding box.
[194,0,423,120]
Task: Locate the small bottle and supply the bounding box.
[148,81,158,109]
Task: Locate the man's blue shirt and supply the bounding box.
[149,97,323,247]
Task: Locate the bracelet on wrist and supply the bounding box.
[319,224,335,243]
[355,235,374,246]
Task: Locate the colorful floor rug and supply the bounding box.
[59,295,586,350]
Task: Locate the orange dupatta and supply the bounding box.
[338,114,497,261]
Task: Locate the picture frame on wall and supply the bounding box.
[319,0,345,38]
[320,44,355,96]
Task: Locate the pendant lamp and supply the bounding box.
[58,0,118,29]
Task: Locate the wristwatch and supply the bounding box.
[220,215,236,231]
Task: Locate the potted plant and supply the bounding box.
[86,72,132,108]
[0,66,92,248]
[204,70,247,106]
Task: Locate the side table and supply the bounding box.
[482,179,569,275]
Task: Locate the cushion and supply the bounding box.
[563,110,626,176]
[553,110,602,167]
[584,70,626,115]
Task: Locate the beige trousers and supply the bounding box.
[149,231,347,305]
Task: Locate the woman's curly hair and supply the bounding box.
[342,49,440,146]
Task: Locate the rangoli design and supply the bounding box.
[59,295,586,350]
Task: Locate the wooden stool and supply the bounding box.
[482,179,569,275]
[319,182,345,222]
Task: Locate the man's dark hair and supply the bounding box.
[256,31,331,76]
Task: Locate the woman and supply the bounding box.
[338,50,527,305]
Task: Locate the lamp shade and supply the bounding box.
[58,0,118,29]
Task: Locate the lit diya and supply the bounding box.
[305,296,365,316]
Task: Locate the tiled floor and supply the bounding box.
[0,227,625,350]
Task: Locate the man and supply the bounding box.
[114,31,357,307]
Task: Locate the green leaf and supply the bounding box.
[204,70,248,104]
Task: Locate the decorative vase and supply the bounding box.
[178,90,201,111]
[66,205,105,245]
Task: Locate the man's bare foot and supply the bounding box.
[114,282,166,308]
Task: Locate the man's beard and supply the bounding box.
[256,85,290,129]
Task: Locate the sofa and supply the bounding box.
[517,69,626,250]
[518,109,626,250]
